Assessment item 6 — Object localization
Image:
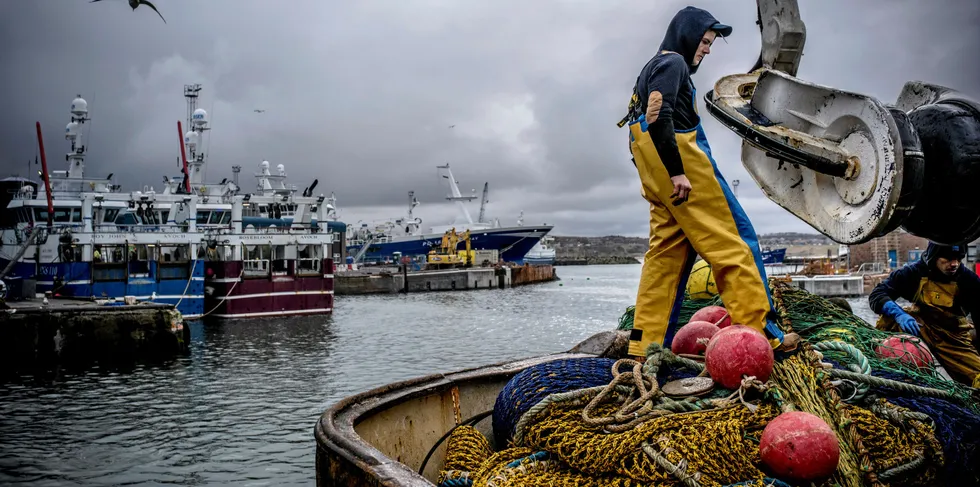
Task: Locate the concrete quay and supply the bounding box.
[335,264,557,296]
[1,297,189,378]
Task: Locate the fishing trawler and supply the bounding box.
[345,164,552,265]
[0,86,340,320]
[0,94,209,316]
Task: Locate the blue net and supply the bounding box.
[492,357,619,448]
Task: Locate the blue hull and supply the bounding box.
[1,259,205,318]
[761,248,787,265]
[347,225,552,265]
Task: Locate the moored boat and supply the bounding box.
[314,282,980,486]
[346,165,552,265]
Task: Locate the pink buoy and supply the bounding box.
[671,320,721,356]
[760,411,840,482]
[875,334,934,368]
[690,305,731,328]
[704,325,774,389]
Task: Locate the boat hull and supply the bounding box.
[0,259,206,318]
[313,331,627,486]
[522,256,556,266]
[203,259,335,319]
[761,248,787,264]
[347,225,552,265]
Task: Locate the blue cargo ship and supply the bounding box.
[345,164,553,264]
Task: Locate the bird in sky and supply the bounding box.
[90,0,167,24]
[254,109,266,113]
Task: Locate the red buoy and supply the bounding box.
[671,320,721,355]
[704,325,774,389]
[690,305,731,328]
[760,411,840,482]
[875,334,934,368]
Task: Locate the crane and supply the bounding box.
[708,0,980,246]
[477,182,489,224]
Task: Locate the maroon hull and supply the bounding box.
[204,259,335,319]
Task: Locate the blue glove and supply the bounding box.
[882,301,921,336]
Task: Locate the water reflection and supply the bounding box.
[0,265,878,486]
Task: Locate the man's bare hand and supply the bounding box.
[776,332,801,352]
[670,175,692,205]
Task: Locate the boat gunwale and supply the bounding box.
[313,350,597,485]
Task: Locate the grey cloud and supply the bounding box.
[1,0,977,238]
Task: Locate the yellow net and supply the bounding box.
[440,352,946,487]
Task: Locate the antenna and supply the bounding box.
[184,84,201,129]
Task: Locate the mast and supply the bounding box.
[66,94,89,180]
[437,163,477,225]
[477,182,489,223]
[182,84,209,189]
[407,191,419,220]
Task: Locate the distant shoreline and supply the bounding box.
[554,256,641,266]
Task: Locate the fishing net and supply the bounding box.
[439,279,980,486]
[492,357,620,448]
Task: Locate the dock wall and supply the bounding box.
[1,302,189,377]
[335,265,556,296]
[511,265,557,286]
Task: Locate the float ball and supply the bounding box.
[704,325,774,389]
[690,305,731,328]
[760,411,840,482]
[671,320,722,355]
[875,334,934,368]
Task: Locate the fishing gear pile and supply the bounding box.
[437,280,980,487]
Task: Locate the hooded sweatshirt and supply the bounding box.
[623,7,730,177]
[868,242,980,317]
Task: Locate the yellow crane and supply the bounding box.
[426,228,473,269]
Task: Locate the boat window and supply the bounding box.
[221,212,232,224]
[104,209,119,223]
[34,208,48,222]
[197,211,211,225]
[71,208,82,222]
[18,208,32,223]
[116,212,138,225]
[208,211,224,224]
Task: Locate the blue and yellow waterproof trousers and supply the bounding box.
[627,117,783,357]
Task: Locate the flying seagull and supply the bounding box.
[90,0,167,24]
[254,109,266,113]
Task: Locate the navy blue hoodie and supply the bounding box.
[622,7,731,177]
[868,242,980,317]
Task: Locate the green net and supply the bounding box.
[616,296,721,332]
[770,282,978,408]
[618,279,978,411]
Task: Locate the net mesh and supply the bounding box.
[439,280,979,487]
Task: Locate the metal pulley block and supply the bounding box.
[703,0,980,245]
[705,69,924,244]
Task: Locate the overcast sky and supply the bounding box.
[2,0,978,237]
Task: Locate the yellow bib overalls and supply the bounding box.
[876,277,980,387]
[625,88,780,357]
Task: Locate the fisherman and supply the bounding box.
[618,6,799,360]
[869,242,980,387]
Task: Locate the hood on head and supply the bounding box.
[658,6,732,74]
[921,241,967,269]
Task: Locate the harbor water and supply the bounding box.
[0,265,878,486]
